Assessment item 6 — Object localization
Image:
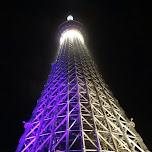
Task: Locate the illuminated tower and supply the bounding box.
[16,15,149,152]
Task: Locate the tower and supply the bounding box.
[16,16,149,152]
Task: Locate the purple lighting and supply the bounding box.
[16,17,149,152]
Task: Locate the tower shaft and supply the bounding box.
[16,21,149,152]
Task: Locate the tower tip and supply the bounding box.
[67,15,73,21]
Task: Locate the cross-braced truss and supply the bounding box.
[16,30,149,152]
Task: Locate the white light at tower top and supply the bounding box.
[67,15,73,21]
[60,30,84,45]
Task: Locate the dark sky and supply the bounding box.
[1,0,151,151]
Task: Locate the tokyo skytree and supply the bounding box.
[16,15,149,152]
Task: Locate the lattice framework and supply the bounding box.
[16,26,149,152]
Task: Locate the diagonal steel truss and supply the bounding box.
[16,29,149,152]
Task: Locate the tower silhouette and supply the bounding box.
[16,16,149,152]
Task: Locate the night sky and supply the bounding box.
[1,1,151,151]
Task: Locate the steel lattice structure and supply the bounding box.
[16,16,149,152]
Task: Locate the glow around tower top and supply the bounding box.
[57,15,86,44]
